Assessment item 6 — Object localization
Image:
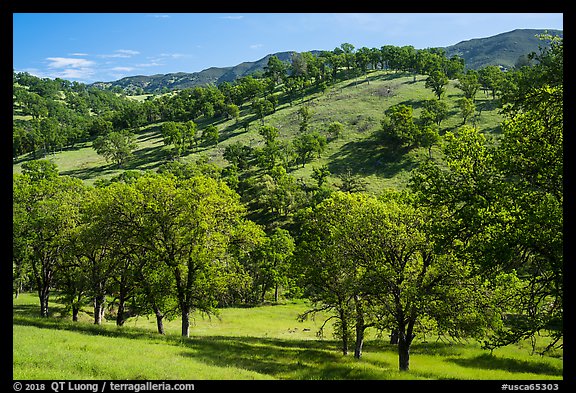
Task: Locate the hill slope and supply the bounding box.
[14,70,505,194]
[90,29,560,94]
[444,28,563,70]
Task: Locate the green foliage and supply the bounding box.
[160,120,196,156]
[381,104,419,148]
[420,99,449,127]
[457,97,476,125]
[92,130,138,167]
[293,131,327,167]
[456,69,481,100]
[12,35,563,370]
[294,191,512,369]
[409,42,564,351]
[425,69,449,99]
[13,163,87,317]
[311,164,330,187]
[201,124,219,146]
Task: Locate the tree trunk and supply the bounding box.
[274,283,279,303]
[181,307,190,337]
[39,287,50,318]
[398,335,411,371]
[116,300,126,326]
[397,326,415,371]
[72,306,80,322]
[153,305,165,335]
[260,284,267,304]
[36,262,53,318]
[94,294,105,325]
[338,308,349,355]
[14,280,22,299]
[116,285,129,326]
[354,295,365,359]
[390,329,399,344]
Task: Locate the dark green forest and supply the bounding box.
[13,36,562,372]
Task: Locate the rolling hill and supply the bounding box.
[90,51,300,94]
[90,29,561,94]
[444,28,563,70]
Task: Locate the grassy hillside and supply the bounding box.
[13,70,504,191]
[13,293,562,380]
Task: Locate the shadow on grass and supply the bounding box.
[59,145,171,180]
[179,335,391,379]
[446,353,562,377]
[123,145,170,171]
[59,163,117,180]
[327,134,418,178]
[13,313,392,380]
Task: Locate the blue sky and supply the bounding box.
[13,13,563,84]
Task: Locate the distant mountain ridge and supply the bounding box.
[91,51,299,94]
[91,29,562,94]
[444,28,562,70]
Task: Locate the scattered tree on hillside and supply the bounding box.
[420,99,449,127]
[456,69,481,100]
[92,130,138,167]
[293,131,327,167]
[201,125,219,146]
[380,104,419,148]
[161,121,197,157]
[425,69,449,100]
[457,97,476,125]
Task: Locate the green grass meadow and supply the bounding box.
[13,293,563,380]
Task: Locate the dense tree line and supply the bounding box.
[13,36,562,371]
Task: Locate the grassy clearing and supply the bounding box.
[13,293,562,380]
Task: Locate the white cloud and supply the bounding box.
[69,52,89,57]
[99,49,140,58]
[57,68,95,80]
[46,57,95,68]
[159,53,190,59]
[43,57,96,81]
[136,62,164,68]
[249,44,263,50]
[116,49,140,56]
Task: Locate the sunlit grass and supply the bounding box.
[14,293,562,380]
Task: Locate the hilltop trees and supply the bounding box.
[12,42,468,161]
